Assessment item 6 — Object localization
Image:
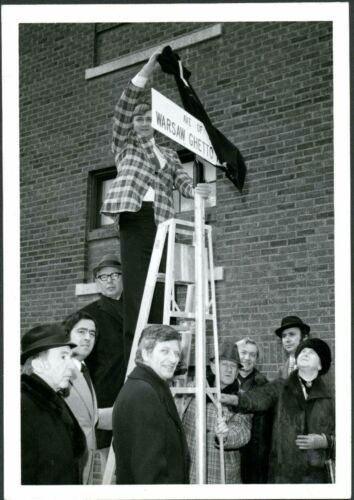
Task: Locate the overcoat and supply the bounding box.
[64,365,112,483]
[112,362,190,484]
[21,373,86,485]
[238,370,335,483]
[238,369,273,484]
[82,295,124,448]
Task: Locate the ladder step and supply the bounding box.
[170,312,213,320]
[171,387,219,395]
[157,272,194,285]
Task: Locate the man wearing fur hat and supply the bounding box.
[182,342,252,483]
[81,254,124,451]
[21,323,86,484]
[221,338,335,483]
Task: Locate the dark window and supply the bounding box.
[89,166,116,229]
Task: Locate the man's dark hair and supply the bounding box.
[63,310,98,339]
[135,324,181,362]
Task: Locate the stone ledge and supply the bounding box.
[85,23,222,80]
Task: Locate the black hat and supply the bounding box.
[295,338,332,375]
[275,315,310,338]
[93,254,121,278]
[21,323,77,364]
[210,341,241,366]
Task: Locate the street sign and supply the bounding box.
[151,89,220,166]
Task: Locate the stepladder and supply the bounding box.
[102,193,225,484]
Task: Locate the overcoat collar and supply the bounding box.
[284,370,332,402]
[129,362,182,428]
[22,373,69,414]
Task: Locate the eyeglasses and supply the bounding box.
[75,328,96,339]
[97,272,120,282]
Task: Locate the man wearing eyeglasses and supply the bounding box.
[63,310,113,484]
[80,254,124,452]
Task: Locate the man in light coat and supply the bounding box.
[63,311,112,484]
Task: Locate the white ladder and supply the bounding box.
[102,193,225,484]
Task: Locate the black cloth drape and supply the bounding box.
[157,46,247,192]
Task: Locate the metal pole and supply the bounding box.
[194,191,206,484]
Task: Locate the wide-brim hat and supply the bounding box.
[275,315,310,338]
[21,323,77,364]
[209,341,241,367]
[295,337,332,375]
[93,254,121,278]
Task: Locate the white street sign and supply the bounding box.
[151,89,220,166]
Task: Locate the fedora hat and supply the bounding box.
[209,341,241,366]
[93,254,121,278]
[275,315,310,338]
[21,323,76,364]
[295,337,332,375]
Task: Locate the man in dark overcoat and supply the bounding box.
[21,323,86,484]
[235,337,272,483]
[221,338,335,484]
[82,254,124,450]
[112,324,190,484]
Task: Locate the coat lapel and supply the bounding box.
[70,371,96,420]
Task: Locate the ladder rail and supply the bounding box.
[194,192,207,484]
[207,225,225,483]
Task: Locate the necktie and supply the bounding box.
[81,363,93,397]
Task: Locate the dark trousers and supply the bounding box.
[119,203,165,362]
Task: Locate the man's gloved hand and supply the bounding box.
[219,394,238,406]
[295,434,328,450]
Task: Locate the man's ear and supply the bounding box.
[32,357,45,374]
[210,361,216,375]
[141,348,151,364]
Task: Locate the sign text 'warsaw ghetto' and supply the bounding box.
[151,89,219,165]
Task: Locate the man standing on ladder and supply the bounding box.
[101,50,210,367]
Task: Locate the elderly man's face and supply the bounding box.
[70,319,96,362]
[38,346,74,392]
[142,340,181,381]
[95,266,123,300]
[211,359,238,388]
[296,347,322,372]
[133,111,153,140]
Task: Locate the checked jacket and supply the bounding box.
[101,81,194,225]
[183,397,252,483]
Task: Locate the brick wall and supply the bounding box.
[20,22,334,381]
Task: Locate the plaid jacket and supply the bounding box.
[101,81,194,225]
[182,398,252,484]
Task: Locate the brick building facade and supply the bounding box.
[20,21,334,380]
